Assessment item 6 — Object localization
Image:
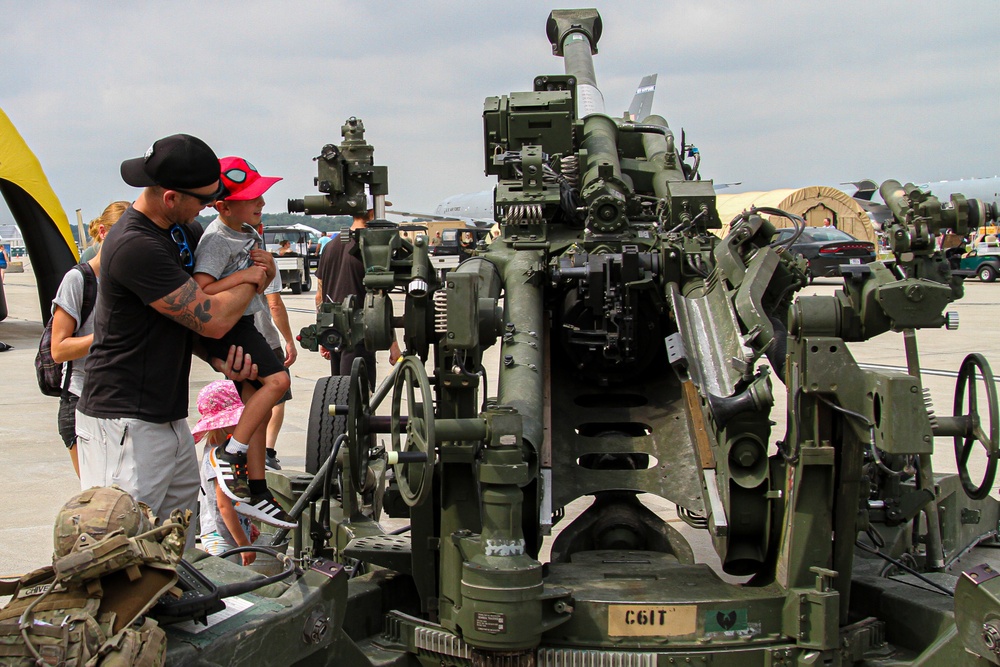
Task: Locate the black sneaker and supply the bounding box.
[209,444,251,501]
[235,492,296,529]
[265,451,281,471]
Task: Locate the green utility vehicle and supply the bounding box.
[952,242,1000,282]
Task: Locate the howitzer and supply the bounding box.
[160,9,1000,667]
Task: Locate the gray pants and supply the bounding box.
[76,412,200,549]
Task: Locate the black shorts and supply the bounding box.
[58,392,79,448]
[202,315,285,388]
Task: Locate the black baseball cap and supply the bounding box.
[120,134,221,190]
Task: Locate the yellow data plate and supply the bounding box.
[607,605,696,637]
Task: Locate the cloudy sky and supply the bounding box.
[1,1,997,228]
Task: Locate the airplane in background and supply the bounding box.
[626,73,657,122]
[390,75,659,227]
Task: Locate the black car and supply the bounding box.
[773,226,876,280]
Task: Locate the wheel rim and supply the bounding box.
[390,356,435,506]
[953,353,1000,499]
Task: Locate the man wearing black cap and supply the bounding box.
[76,134,274,539]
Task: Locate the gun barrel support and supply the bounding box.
[497,251,546,456]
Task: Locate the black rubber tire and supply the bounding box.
[979,264,997,283]
[302,270,312,293]
[290,279,303,295]
[306,375,351,474]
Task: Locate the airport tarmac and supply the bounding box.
[1,259,998,577]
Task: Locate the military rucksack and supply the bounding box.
[0,487,188,667]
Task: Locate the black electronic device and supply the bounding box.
[150,559,225,625]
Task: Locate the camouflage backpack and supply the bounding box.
[0,486,188,667]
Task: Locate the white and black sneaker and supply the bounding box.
[209,443,251,502]
[235,492,296,529]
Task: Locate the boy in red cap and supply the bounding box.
[194,156,294,529]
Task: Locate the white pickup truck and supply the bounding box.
[273,254,310,294]
[263,226,323,293]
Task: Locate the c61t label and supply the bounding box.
[607,605,696,637]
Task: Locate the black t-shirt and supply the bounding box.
[78,207,203,423]
[316,234,365,306]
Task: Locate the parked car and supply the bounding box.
[772,226,876,280]
[949,242,1000,282]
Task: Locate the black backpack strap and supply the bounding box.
[76,262,98,326]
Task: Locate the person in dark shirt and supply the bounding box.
[77,134,272,544]
[314,201,399,386]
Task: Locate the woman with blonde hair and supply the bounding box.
[80,200,129,262]
[51,200,128,474]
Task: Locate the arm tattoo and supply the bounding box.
[160,279,213,333]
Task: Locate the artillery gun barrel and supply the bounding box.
[547,9,605,117]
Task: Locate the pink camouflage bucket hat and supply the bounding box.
[191,380,244,443]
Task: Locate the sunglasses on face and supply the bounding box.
[169,223,194,270]
[170,182,227,205]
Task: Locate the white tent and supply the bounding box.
[283,222,322,236]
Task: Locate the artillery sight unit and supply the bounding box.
[141,8,1000,666]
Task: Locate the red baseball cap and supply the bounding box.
[219,156,282,201]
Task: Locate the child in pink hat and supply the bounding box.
[193,380,260,565]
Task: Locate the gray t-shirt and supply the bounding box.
[51,267,95,397]
[193,219,264,316]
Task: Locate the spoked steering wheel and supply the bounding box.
[953,353,1000,500]
[390,356,435,506]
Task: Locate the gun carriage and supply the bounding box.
[278,9,1000,666]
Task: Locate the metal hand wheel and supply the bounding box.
[953,353,1000,500]
[390,356,435,506]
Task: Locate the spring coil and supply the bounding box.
[505,203,543,224]
[433,289,448,334]
[560,155,579,188]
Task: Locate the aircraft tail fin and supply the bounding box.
[842,179,879,201]
[627,74,657,121]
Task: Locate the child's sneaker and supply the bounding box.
[235,492,296,529]
[265,450,281,471]
[210,443,251,502]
